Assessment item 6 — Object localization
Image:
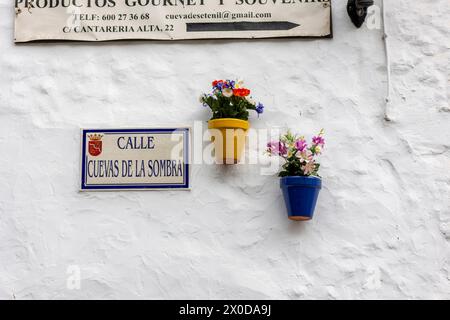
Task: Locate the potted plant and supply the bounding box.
[267,129,325,221]
[200,79,264,164]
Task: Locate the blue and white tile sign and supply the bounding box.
[81,128,190,191]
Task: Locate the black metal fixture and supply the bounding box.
[347,0,375,28]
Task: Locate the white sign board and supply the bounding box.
[81,128,190,190]
[14,0,332,42]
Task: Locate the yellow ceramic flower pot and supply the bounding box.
[208,118,250,164]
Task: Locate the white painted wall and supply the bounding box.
[0,0,449,299]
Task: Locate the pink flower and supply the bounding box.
[302,161,316,175]
[267,141,287,156]
[295,139,307,152]
[312,136,325,147]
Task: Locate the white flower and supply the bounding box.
[222,88,234,98]
[245,96,256,105]
[235,79,244,89]
[296,149,313,161]
[199,94,206,103]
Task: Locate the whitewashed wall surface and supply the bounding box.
[0,0,449,299]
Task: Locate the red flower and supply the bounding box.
[212,80,225,87]
[233,88,250,97]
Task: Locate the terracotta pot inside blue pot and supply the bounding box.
[280,176,322,221]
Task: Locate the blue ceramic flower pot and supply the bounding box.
[280,176,322,221]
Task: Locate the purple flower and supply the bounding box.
[255,103,264,115]
[267,141,287,156]
[295,139,307,152]
[221,80,235,90]
[312,136,325,146]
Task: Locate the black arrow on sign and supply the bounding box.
[186,21,300,32]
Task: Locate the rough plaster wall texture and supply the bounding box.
[0,0,449,299]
